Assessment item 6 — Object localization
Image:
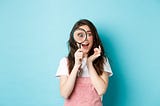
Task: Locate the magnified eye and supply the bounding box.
[77,33,84,37]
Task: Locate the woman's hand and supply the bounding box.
[87,46,101,63]
[74,48,83,68]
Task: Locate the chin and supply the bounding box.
[82,49,90,54]
[82,50,88,54]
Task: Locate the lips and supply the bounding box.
[81,43,89,50]
[82,43,89,46]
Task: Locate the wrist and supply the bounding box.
[87,60,93,66]
[73,64,80,70]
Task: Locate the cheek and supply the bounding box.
[88,36,93,46]
[88,36,93,42]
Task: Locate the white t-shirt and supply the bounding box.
[56,57,113,77]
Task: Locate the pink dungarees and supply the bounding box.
[64,77,102,106]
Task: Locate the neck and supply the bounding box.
[83,53,88,58]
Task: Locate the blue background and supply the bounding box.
[0,0,160,106]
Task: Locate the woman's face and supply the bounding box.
[77,25,93,55]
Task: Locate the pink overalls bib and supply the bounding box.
[64,77,102,106]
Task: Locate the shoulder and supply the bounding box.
[59,57,68,64]
[56,57,69,77]
[103,57,113,77]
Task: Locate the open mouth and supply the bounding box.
[82,43,89,48]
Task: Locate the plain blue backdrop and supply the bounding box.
[0,0,160,106]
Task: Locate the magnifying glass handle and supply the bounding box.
[78,43,81,48]
[78,43,82,62]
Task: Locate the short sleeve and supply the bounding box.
[56,57,69,77]
[103,58,113,77]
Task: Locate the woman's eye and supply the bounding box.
[88,33,92,36]
[78,33,84,37]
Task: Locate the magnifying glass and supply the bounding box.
[73,28,87,48]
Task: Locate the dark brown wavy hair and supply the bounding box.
[67,19,107,76]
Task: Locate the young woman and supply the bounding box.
[56,19,113,106]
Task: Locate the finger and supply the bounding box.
[99,45,101,52]
[77,48,83,52]
[79,51,83,56]
[94,48,100,54]
[77,52,83,59]
[94,48,99,52]
[77,49,82,53]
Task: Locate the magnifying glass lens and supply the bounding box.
[73,29,86,43]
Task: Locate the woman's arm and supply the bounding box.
[87,62,109,96]
[60,49,83,98]
[87,46,109,96]
[59,65,79,99]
